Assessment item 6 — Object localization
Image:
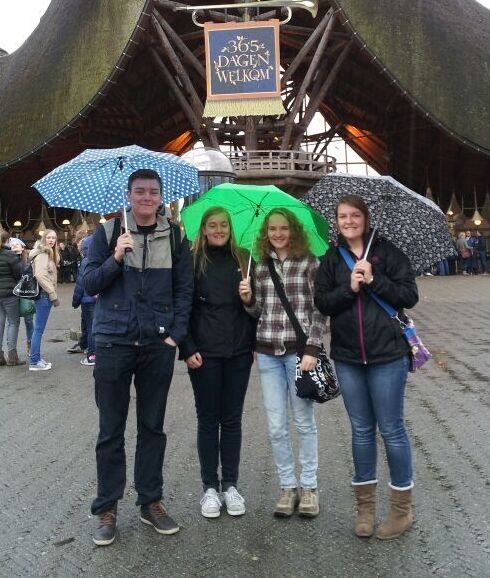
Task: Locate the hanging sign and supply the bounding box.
[203,19,285,118]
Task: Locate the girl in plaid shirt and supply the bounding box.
[239,208,327,518]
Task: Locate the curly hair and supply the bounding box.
[255,208,310,262]
[192,206,248,277]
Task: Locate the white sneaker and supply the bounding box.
[200,489,222,518]
[223,486,246,516]
[29,360,52,371]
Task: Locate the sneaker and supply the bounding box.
[29,360,52,371]
[66,343,84,353]
[273,488,299,518]
[223,486,245,516]
[93,506,117,546]
[298,488,319,518]
[200,488,222,518]
[140,501,179,535]
[462,271,469,275]
[81,355,96,366]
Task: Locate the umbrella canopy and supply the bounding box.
[304,173,456,274]
[181,183,329,258]
[33,145,200,215]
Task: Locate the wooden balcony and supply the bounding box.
[224,150,336,196]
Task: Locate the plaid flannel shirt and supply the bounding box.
[246,252,327,356]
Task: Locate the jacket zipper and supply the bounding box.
[357,294,367,364]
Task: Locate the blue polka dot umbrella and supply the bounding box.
[33,145,200,228]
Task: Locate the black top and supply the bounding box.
[179,244,256,360]
[0,246,22,298]
[314,234,419,365]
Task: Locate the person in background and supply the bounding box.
[180,206,255,519]
[9,238,34,356]
[67,241,80,282]
[58,241,71,283]
[475,231,488,275]
[29,230,60,371]
[239,208,325,519]
[0,231,24,366]
[456,232,471,275]
[72,235,96,366]
[66,230,91,354]
[314,195,418,540]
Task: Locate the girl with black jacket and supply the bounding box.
[180,206,255,519]
[314,195,418,541]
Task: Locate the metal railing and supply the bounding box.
[224,150,336,174]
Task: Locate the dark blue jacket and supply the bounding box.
[83,211,193,346]
[72,236,97,307]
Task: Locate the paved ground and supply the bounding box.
[0,276,489,578]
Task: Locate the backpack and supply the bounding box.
[106,218,182,264]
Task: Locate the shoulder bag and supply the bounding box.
[338,247,431,372]
[13,261,39,300]
[267,258,340,403]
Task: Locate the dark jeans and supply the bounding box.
[80,303,95,356]
[91,342,176,515]
[189,353,252,492]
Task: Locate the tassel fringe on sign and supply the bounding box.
[203,97,286,118]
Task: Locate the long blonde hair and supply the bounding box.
[192,206,247,278]
[39,229,60,266]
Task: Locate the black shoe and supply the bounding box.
[140,501,180,535]
[93,507,117,546]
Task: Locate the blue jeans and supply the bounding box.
[81,303,95,356]
[257,353,318,489]
[24,315,34,342]
[30,295,52,364]
[335,356,413,489]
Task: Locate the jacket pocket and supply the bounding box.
[153,305,174,335]
[95,304,130,335]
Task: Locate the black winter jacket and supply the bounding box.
[314,235,418,365]
[0,247,22,298]
[179,245,256,360]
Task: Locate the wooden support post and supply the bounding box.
[151,16,219,148]
[292,39,353,150]
[281,9,333,89]
[153,9,205,79]
[281,13,336,150]
[150,47,209,145]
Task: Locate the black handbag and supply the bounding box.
[267,259,340,404]
[13,263,39,299]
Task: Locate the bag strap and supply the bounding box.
[108,217,180,263]
[267,258,307,350]
[338,246,399,320]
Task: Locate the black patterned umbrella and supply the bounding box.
[304,173,457,274]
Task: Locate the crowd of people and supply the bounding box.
[1,172,488,549]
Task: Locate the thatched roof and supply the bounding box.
[333,0,490,154]
[0,0,149,167]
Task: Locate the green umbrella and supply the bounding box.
[181,183,329,270]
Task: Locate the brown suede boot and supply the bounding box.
[353,483,376,537]
[0,351,6,366]
[376,488,413,540]
[6,349,26,366]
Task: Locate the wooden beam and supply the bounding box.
[292,39,353,150]
[281,9,333,89]
[281,12,336,149]
[151,16,218,147]
[153,9,205,79]
[149,47,206,143]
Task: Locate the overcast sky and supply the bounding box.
[1,0,490,53]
